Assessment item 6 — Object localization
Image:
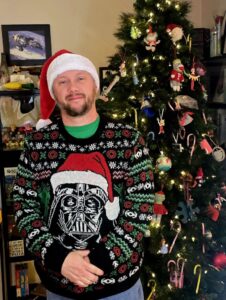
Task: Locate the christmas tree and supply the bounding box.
[97,0,226,299]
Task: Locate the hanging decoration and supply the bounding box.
[179,111,194,126]
[170,58,185,91]
[157,108,165,134]
[172,131,184,152]
[184,59,200,91]
[141,96,155,118]
[130,24,142,39]
[174,95,199,110]
[99,75,120,102]
[193,264,202,294]
[147,279,157,300]
[169,220,181,253]
[151,190,168,226]
[144,25,160,52]
[166,23,184,44]
[156,152,172,171]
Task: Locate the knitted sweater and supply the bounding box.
[13,116,155,299]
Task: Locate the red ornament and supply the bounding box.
[213,253,226,269]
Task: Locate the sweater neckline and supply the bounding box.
[57,114,107,144]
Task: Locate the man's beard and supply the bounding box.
[57,93,96,117]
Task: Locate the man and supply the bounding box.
[13,49,155,300]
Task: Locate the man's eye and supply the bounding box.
[59,80,67,84]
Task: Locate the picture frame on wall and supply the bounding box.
[1,24,52,66]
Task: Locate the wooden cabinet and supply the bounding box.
[0,89,46,299]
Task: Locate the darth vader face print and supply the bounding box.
[48,152,120,250]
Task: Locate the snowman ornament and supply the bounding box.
[170,58,185,92]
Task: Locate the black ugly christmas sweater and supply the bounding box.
[13,116,155,299]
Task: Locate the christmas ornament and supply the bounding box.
[184,61,200,91]
[132,55,139,85]
[213,253,226,269]
[175,201,200,223]
[99,75,120,102]
[158,238,168,254]
[144,25,160,52]
[167,260,178,288]
[156,152,172,171]
[212,146,225,162]
[157,108,165,134]
[167,257,185,288]
[119,60,127,77]
[179,111,194,126]
[194,60,206,77]
[151,191,168,226]
[193,264,202,294]
[130,25,142,39]
[187,133,196,163]
[174,95,199,110]
[166,23,184,44]
[141,97,155,118]
[195,167,204,187]
[172,132,184,152]
[206,193,226,221]
[170,59,185,91]
[200,138,213,154]
[147,279,156,300]
[169,220,181,253]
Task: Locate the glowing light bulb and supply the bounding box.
[112,114,118,118]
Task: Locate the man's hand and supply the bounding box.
[61,250,104,287]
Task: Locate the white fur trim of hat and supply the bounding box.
[46,53,100,100]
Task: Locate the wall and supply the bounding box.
[0,0,134,69]
[201,0,226,28]
[0,0,225,68]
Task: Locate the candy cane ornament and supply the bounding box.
[169,220,182,253]
[146,279,156,300]
[193,264,202,294]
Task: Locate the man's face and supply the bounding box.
[52,70,97,118]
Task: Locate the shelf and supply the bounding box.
[208,102,226,109]
[0,89,39,97]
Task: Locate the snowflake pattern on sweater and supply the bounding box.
[13,116,155,299]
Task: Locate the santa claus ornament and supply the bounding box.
[166,23,184,44]
[144,25,160,52]
[170,58,184,91]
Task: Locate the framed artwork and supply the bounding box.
[1,24,52,66]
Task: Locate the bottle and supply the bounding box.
[210,27,218,57]
[0,53,10,85]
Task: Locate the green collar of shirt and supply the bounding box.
[64,115,100,139]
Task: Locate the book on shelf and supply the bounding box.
[15,263,29,298]
[4,166,17,204]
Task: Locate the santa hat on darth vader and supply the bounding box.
[36,49,100,129]
[50,152,120,221]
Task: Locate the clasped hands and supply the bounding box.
[61,250,104,287]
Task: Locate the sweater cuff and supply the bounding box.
[89,244,112,274]
[44,243,71,272]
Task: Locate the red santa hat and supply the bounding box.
[36,49,100,129]
[50,152,120,220]
[166,23,181,33]
[51,152,113,201]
